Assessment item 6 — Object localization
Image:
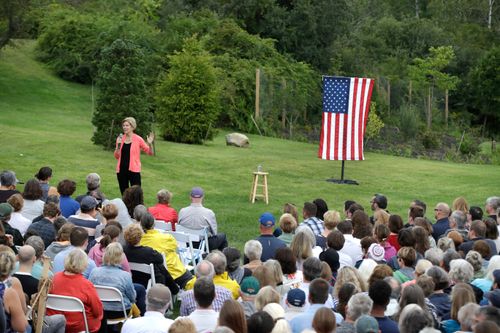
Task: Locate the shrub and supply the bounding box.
[92,39,151,149]
[156,37,220,144]
[365,102,384,143]
[420,130,441,149]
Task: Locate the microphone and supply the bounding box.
[117,134,123,150]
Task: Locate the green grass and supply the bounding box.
[1,40,500,250]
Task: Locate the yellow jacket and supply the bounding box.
[184,272,240,300]
[140,229,186,280]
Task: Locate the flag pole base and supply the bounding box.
[325,178,359,185]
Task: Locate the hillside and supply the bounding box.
[1,40,499,247]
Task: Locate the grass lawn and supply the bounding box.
[1,40,500,250]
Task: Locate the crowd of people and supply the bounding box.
[0,167,499,333]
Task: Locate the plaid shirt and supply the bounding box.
[300,217,324,236]
[180,285,232,316]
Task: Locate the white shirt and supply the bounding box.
[284,306,305,321]
[338,252,354,268]
[121,311,174,333]
[8,212,31,236]
[21,199,44,222]
[185,308,219,333]
[340,234,363,264]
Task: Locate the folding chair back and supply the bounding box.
[154,221,172,232]
[129,262,156,289]
[168,231,198,271]
[94,285,129,325]
[46,294,90,333]
[175,225,210,256]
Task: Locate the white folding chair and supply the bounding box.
[46,294,89,333]
[175,225,210,257]
[168,231,198,271]
[94,285,130,325]
[129,262,156,290]
[154,221,172,232]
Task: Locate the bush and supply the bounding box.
[365,102,384,142]
[397,104,420,140]
[420,130,441,149]
[92,39,151,149]
[156,37,220,144]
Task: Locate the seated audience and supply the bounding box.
[327,230,353,268]
[20,178,45,222]
[239,276,261,319]
[459,220,497,259]
[255,212,286,262]
[89,242,141,319]
[300,202,324,236]
[275,247,303,287]
[123,223,179,295]
[387,215,403,251]
[374,224,396,261]
[338,220,363,264]
[6,194,31,236]
[426,266,451,321]
[140,212,193,288]
[224,247,251,284]
[243,240,263,272]
[57,179,79,218]
[393,247,416,283]
[148,189,178,229]
[0,170,20,203]
[13,245,39,300]
[336,293,373,333]
[183,277,219,333]
[247,311,275,333]
[284,288,306,321]
[122,284,174,333]
[441,283,476,333]
[206,250,240,300]
[432,203,451,241]
[53,227,97,279]
[0,203,23,246]
[0,245,29,332]
[398,304,434,333]
[67,196,100,240]
[88,224,130,271]
[218,299,248,333]
[180,260,232,316]
[46,222,74,260]
[368,279,399,333]
[48,248,103,333]
[26,201,60,248]
[277,213,297,245]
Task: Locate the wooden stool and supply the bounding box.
[250,172,269,204]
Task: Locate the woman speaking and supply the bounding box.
[114,117,154,194]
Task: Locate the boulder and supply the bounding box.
[226,133,249,148]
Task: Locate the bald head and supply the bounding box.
[435,203,450,219]
[195,260,215,279]
[146,284,172,312]
[17,245,36,265]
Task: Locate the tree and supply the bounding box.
[0,0,30,49]
[92,39,151,149]
[156,37,220,144]
[469,46,500,133]
[408,46,459,129]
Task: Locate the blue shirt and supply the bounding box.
[53,246,96,279]
[375,316,399,333]
[59,196,80,218]
[290,304,324,333]
[89,265,136,312]
[432,218,450,242]
[256,235,287,262]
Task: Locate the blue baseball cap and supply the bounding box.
[190,187,204,198]
[287,288,306,307]
[259,212,275,227]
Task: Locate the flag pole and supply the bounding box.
[341,160,345,181]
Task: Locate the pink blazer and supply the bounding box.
[114,133,152,173]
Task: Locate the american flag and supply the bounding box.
[318,76,374,161]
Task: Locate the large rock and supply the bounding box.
[226,133,250,148]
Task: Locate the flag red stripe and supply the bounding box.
[357,78,367,159]
[326,112,332,160]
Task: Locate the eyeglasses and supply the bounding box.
[434,208,441,212]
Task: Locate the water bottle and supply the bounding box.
[257,164,262,172]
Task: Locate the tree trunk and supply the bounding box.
[281,79,286,129]
[427,86,432,129]
[415,0,420,19]
[409,80,412,104]
[488,0,494,30]
[255,68,260,119]
[387,80,391,117]
[445,89,449,129]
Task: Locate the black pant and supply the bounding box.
[193,233,228,252]
[117,171,141,194]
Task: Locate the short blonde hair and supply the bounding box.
[263,259,284,286]
[157,189,173,204]
[64,249,88,274]
[103,242,123,266]
[122,117,137,129]
[0,245,16,279]
[255,286,280,311]
[169,318,197,333]
[279,213,297,233]
[124,223,143,246]
[323,210,341,230]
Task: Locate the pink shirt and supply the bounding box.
[114,133,152,173]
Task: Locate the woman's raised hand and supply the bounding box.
[147,132,155,144]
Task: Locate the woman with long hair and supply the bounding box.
[88,224,130,271]
[219,300,247,333]
[374,224,396,261]
[114,117,154,194]
[441,283,476,333]
[20,178,45,221]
